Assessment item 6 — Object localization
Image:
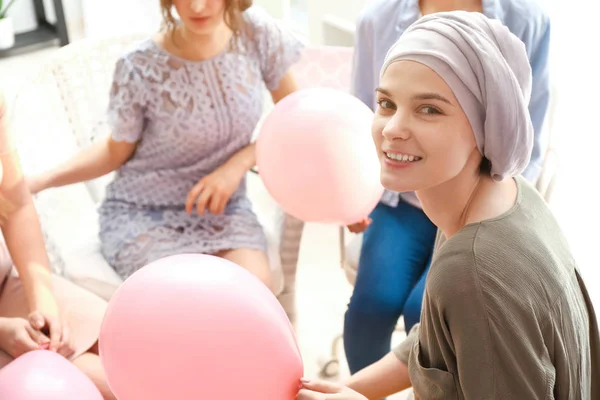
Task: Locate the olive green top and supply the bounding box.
[395,176,599,399]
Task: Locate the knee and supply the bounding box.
[73,352,116,400]
[219,249,273,291]
[257,269,273,293]
[240,255,272,291]
[347,284,406,317]
[350,256,411,316]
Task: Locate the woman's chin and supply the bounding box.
[379,165,425,193]
[380,176,420,193]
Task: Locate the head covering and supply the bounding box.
[381,11,533,181]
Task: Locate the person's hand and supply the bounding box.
[297,379,368,400]
[347,218,372,234]
[186,163,246,215]
[28,306,75,358]
[0,317,50,358]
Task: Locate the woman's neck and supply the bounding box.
[415,153,517,239]
[163,23,232,61]
[419,0,484,15]
[416,168,482,238]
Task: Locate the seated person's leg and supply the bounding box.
[0,273,111,398]
[344,201,436,374]
[216,248,272,291]
[402,251,434,332]
[73,343,116,400]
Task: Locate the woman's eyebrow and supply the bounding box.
[413,92,454,106]
[376,88,454,106]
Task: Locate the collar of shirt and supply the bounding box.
[394,0,504,32]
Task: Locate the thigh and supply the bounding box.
[351,201,437,312]
[101,203,269,279]
[217,248,272,291]
[403,250,434,331]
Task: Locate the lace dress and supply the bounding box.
[98,7,303,279]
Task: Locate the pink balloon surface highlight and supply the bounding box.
[0,350,103,400]
[256,87,383,225]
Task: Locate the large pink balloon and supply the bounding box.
[99,254,303,400]
[0,350,102,400]
[256,87,383,225]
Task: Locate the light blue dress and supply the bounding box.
[98,7,303,279]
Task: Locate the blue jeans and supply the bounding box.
[343,200,437,375]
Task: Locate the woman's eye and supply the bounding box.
[377,99,395,110]
[419,106,442,115]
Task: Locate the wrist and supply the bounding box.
[24,276,56,313]
[227,143,256,174]
[225,157,252,177]
[38,170,55,191]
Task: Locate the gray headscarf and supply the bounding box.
[381,11,533,181]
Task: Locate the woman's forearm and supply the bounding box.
[2,200,54,312]
[0,95,56,313]
[36,137,136,192]
[346,352,412,399]
[225,143,256,173]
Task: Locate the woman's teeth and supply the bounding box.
[385,152,422,162]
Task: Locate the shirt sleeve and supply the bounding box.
[398,237,552,399]
[350,10,377,111]
[521,15,551,183]
[393,323,420,365]
[245,6,304,91]
[107,56,148,143]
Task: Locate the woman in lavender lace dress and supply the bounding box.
[29,0,303,289]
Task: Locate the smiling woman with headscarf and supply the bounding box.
[297,11,599,400]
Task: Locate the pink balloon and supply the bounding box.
[0,350,102,400]
[99,254,303,400]
[256,87,383,225]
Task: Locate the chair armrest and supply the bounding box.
[278,214,304,325]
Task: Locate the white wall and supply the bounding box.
[254,0,373,45]
[81,0,162,39]
[8,0,83,34]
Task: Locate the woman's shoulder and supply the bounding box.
[430,179,573,309]
[240,5,298,42]
[240,6,272,33]
[496,0,550,40]
[113,38,164,78]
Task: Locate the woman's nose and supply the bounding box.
[190,0,207,13]
[382,112,411,141]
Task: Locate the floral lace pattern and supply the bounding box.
[99,7,303,278]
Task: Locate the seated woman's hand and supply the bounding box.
[186,162,246,216]
[0,317,50,358]
[297,379,368,400]
[29,306,75,359]
[347,218,372,234]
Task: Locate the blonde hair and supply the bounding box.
[160,0,253,40]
